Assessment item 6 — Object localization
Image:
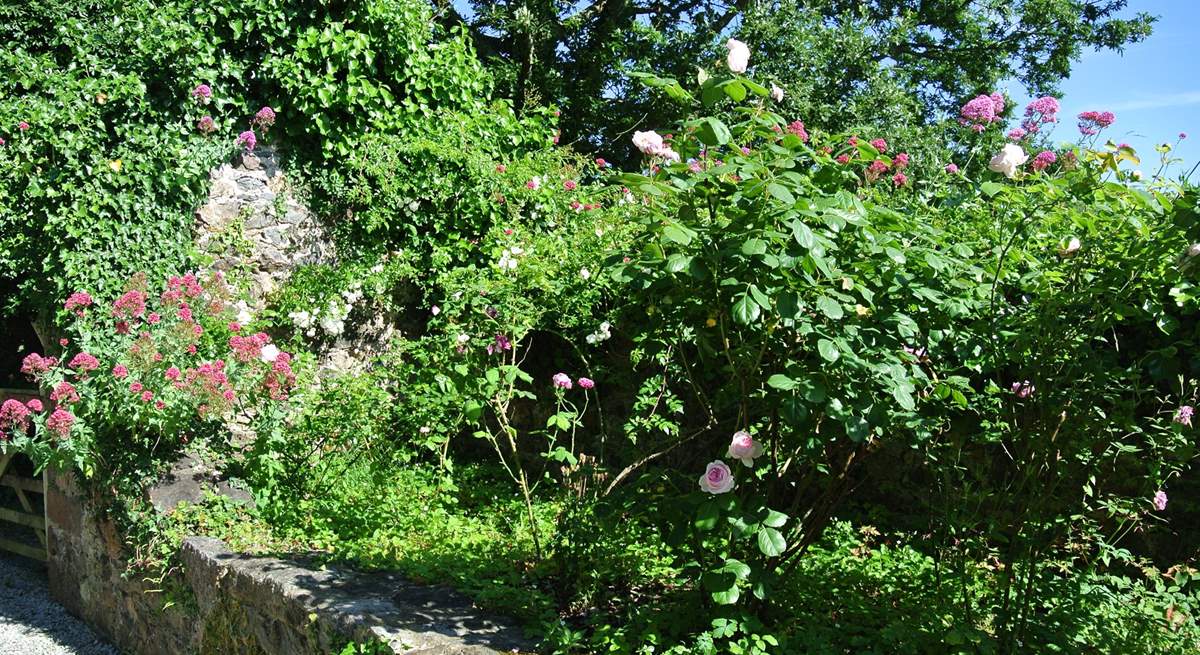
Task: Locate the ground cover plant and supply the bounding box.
[2,1,1200,653]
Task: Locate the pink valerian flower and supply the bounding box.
[688,160,703,174]
[1153,490,1168,511]
[552,373,573,389]
[1007,127,1027,140]
[1011,380,1035,399]
[563,179,577,191]
[18,121,30,131]
[129,381,144,393]
[236,130,257,151]
[892,153,910,169]
[198,116,216,134]
[787,120,809,142]
[154,400,166,410]
[835,154,851,165]
[229,332,271,362]
[46,408,74,438]
[1031,150,1057,172]
[112,289,148,319]
[50,381,80,405]
[112,364,129,379]
[868,160,888,174]
[945,163,959,174]
[148,312,162,325]
[165,367,182,381]
[959,94,1003,129]
[115,321,131,335]
[727,431,764,467]
[870,138,888,153]
[191,83,212,102]
[526,178,541,190]
[253,106,276,128]
[699,460,735,494]
[848,136,858,146]
[1176,405,1194,427]
[595,158,608,168]
[140,391,154,403]
[68,352,100,374]
[892,172,909,187]
[578,377,595,390]
[740,146,751,156]
[59,338,69,347]
[262,352,296,400]
[495,164,507,173]
[64,291,94,314]
[1021,96,1060,134]
[26,399,43,413]
[1076,110,1115,136]
[21,353,58,379]
[0,399,31,433]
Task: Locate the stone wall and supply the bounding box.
[45,469,530,655]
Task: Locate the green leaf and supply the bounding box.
[763,510,789,528]
[666,253,693,273]
[817,338,840,362]
[732,294,761,324]
[767,182,795,205]
[723,80,747,102]
[662,221,695,245]
[757,527,787,557]
[816,296,844,320]
[791,220,815,249]
[767,374,797,390]
[980,181,1005,197]
[697,117,732,146]
[741,238,767,255]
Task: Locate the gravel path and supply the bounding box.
[0,551,119,654]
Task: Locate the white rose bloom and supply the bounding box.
[320,316,344,336]
[580,267,591,280]
[235,301,253,325]
[431,305,441,316]
[260,344,280,363]
[510,246,524,256]
[987,143,1029,178]
[726,39,750,74]
[770,84,784,102]
[1062,237,1081,255]
[659,148,681,163]
[1188,243,1200,257]
[457,333,470,344]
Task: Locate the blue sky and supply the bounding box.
[1008,0,1199,177]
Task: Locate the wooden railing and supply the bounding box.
[0,387,48,561]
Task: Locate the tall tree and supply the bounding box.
[440,0,1154,159]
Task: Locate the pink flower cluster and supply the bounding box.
[1076,110,1115,136]
[1176,405,1194,427]
[237,130,257,151]
[252,106,276,129]
[1031,150,1057,172]
[0,399,31,434]
[229,332,272,362]
[198,116,216,134]
[787,120,809,143]
[21,353,58,377]
[959,93,1005,131]
[68,352,100,373]
[1021,96,1060,135]
[50,381,80,405]
[191,84,212,101]
[112,289,148,319]
[46,408,75,438]
[64,291,94,315]
[262,353,296,401]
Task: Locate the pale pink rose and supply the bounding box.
[726,39,750,74]
[632,130,665,155]
[726,430,764,467]
[1153,490,1168,511]
[699,460,735,494]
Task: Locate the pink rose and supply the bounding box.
[726,430,764,467]
[578,377,595,389]
[1153,490,1168,511]
[699,460,735,494]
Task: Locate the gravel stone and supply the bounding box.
[0,551,118,654]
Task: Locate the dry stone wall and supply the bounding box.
[45,469,530,655]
